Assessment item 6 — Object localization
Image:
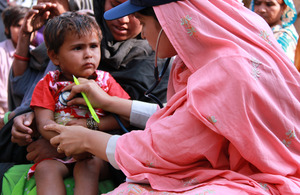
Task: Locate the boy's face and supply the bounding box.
[49,31,101,81]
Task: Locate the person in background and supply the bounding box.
[46,0,300,194]
[251,0,299,63]
[94,0,170,104]
[0,5,30,120]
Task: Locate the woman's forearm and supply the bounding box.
[83,130,113,162]
[101,96,133,121]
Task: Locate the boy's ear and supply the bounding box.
[47,50,59,66]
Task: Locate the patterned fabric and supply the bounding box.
[111,0,300,194]
[272,24,298,62]
[250,0,299,62]
[31,70,130,125]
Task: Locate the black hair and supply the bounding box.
[2,5,29,39]
[137,7,158,21]
[43,11,102,54]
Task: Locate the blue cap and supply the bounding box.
[104,0,178,20]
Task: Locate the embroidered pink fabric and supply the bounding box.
[114,0,300,193]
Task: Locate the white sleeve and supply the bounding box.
[129,100,158,129]
[106,135,121,170]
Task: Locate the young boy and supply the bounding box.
[29,11,130,194]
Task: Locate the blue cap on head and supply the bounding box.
[104,0,178,20]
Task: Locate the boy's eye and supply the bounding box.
[90,44,99,49]
[73,46,82,50]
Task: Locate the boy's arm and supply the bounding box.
[97,114,130,131]
[34,107,58,141]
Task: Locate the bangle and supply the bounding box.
[87,118,99,130]
[3,111,11,125]
[13,53,30,61]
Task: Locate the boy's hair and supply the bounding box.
[2,5,29,39]
[43,11,102,54]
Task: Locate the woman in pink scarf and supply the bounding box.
[47,0,300,194]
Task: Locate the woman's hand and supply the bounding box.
[63,78,112,110]
[63,78,132,119]
[45,123,112,161]
[45,124,90,157]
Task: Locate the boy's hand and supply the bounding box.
[26,137,65,163]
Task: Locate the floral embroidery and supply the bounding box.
[250,58,261,80]
[282,129,296,147]
[259,182,270,191]
[145,160,155,168]
[181,15,198,38]
[182,177,200,187]
[207,116,217,125]
[259,30,272,45]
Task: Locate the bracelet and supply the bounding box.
[87,118,99,130]
[13,53,30,61]
[3,111,11,125]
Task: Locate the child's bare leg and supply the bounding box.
[35,159,70,195]
[73,156,109,195]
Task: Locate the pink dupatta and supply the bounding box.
[114,0,300,193]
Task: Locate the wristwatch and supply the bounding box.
[86,118,99,130]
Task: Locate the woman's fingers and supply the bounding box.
[44,123,63,134]
[50,134,60,147]
[67,97,86,106]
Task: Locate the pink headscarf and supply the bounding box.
[115,0,300,193]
